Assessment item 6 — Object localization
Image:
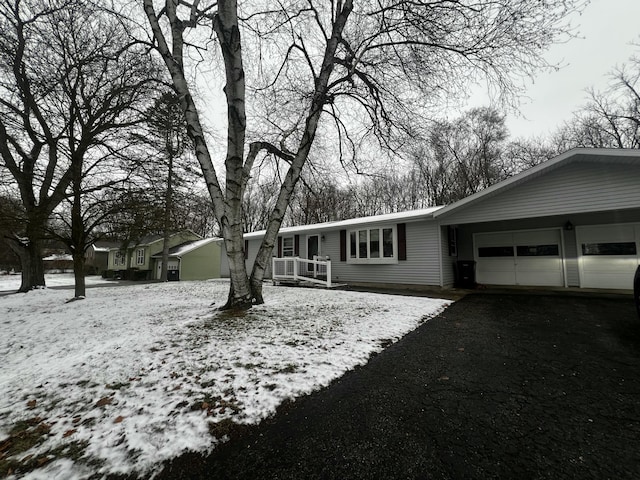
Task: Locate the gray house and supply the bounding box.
[222,148,640,291]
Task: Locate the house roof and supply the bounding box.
[92,241,120,252]
[433,147,640,219]
[243,206,444,239]
[108,230,202,251]
[43,253,73,262]
[150,237,221,258]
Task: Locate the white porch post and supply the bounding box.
[326,258,332,288]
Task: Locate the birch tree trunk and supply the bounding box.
[249,1,354,303]
[213,0,254,309]
[143,0,253,309]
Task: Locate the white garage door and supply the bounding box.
[474,229,564,286]
[577,224,640,289]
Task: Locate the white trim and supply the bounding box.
[244,207,442,239]
[282,235,295,257]
[346,225,398,265]
[136,248,145,266]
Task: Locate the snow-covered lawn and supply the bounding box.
[0,273,113,292]
[0,279,450,479]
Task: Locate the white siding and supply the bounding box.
[219,239,263,278]
[236,220,442,287]
[329,221,442,286]
[439,161,640,225]
[219,246,229,277]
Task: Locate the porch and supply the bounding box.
[272,256,339,288]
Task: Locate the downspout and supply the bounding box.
[437,221,443,287]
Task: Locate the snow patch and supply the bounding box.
[0,279,450,479]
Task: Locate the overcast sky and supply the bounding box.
[499,0,640,139]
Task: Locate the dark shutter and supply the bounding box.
[398,223,407,261]
[244,239,248,260]
[294,235,300,256]
[277,237,282,257]
[340,230,347,261]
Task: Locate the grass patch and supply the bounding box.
[106,382,130,391]
[190,394,241,416]
[0,417,50,477]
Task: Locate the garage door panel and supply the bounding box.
[516,257,562,273]
[476,232,513,247]
[476,267,516,285]
[513,230,560,245]
[516,258,563,286]
[579,224,635,243]
[582,272,637,290]
[578,224,639,290]
[475,230,564,287]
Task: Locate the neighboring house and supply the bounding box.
[85,240,120,275]
[150,237,222,281]
[43,253,73,272]
[107,231,202,280]
[223,148,640,291]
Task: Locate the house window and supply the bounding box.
[348,226,396,264]
[136,248,145,265]
[114,251,126,266]
[282,237,294,257]
[582,242,637,255]
[516,244,559,256]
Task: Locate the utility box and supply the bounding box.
[455,260,476,288]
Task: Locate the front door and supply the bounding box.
[307,235,320,272]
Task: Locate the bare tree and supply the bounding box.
[554,50,640,150]
[136,92,193,281]
[407,107,510,205]
[503,137,557,173]
[0,0,159,293]
[143,0,585,309]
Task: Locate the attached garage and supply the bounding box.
[435,149,640,291]
[577,223,640,289]
[474,229,564,287]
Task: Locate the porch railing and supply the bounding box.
[272,256,332,288]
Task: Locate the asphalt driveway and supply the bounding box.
[147,293,640,480]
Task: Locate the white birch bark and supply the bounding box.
[249,1,354,302]
[143,0,253,308]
